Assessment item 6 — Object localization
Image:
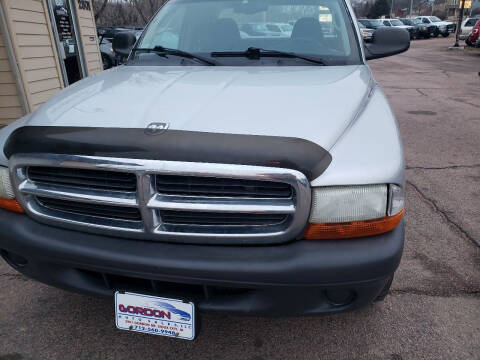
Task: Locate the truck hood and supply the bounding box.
[25,65,373,151]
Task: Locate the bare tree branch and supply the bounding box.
[93,0,109,21]
[130,0,149,24]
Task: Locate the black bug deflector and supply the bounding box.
[4,126,332,180]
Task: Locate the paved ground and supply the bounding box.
[1,37,479,360]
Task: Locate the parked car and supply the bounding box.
[263,23,294,37]
[0,0,409,340]
[358,19,386,30]
[99,38,116,70]
[381,18,416,39]
[240,23,282,37]
[97,27,131,41]
[277,23,294,37]
[398,18,438,38]
[459,17,480,41]
[358,21,374,41]
[415,16,456,37]
[466,20,480,47]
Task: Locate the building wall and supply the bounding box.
[0,12,25,126]
[1,0,64,121]
[74,0,102,76]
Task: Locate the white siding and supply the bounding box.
[75,2,102,75]
[0,27,24,126]
[3,0,63,111]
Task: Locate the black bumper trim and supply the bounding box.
[0,209,404,286]
[0,210,404,314]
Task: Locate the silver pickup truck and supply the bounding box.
[0,0,409,340]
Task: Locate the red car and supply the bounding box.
[466,20,480,47]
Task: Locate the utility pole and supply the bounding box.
[454,0,466,47]
[409,0,413,17]
[391,0,395,17]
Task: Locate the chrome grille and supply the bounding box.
[10,154,311,245]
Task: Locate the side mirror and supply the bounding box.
[364,27,410,60]
[112,31,137,58]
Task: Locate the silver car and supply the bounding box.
[0,0,409,339]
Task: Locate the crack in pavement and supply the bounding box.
[406,164,480,170]
[0,273,30,281]
[416,89,428,97]
[450,97,480,109]
[407,180,479,247]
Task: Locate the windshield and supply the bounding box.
[390,19,403,26]
[135,0,361,66]
[429,16,441,22]
[412,19,421,25]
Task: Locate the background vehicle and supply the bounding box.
[415,16,455,37]
[99,38,116,70]
[240,23,282,37]
[466,20,480,47]
[398,18,438,39]
[459,17,480,41]
[358,21,374,41]
[277,23,294,37]
[382,18,416,39]
[97,27,131,41]
[358,19,386,30]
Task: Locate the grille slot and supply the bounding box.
[160,210,288,226]
[36,196,142,221]
[28,166,137,191]
[156,175,292,198]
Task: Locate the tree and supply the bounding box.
[368,0,390,18]
[93,0,109,21]
[128,0,167,24]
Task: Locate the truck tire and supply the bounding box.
[374,275,394,302]
[442,32,449,38]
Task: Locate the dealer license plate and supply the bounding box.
[115,291,195,340]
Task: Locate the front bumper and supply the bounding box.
[0,209,404,315]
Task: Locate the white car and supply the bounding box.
[358,21,374,41]
[382,18,415,39]
[459,17,480,40]
[415,16,456,37]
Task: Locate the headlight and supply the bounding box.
[0,166,23,213]
[0,166,14,199]
[305,184,404,239]
[422,26,427,30]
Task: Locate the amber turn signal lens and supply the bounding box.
[304,209,404,240]
[0,198,24,213]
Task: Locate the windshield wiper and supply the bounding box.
[211,47,326,66]
[133,46,217,66]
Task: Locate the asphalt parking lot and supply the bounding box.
[0,37,479,360]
